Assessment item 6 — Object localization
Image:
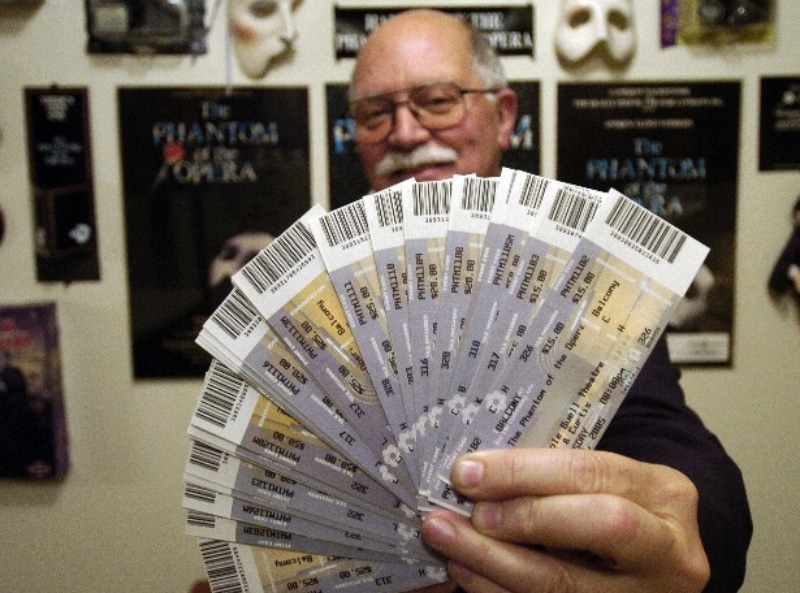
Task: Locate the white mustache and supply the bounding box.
[375,145,458,177]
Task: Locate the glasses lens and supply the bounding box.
[410,83,464,120]
[351,82,469,142]
[352,97,393,129]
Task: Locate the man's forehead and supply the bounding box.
[353,27,475,97]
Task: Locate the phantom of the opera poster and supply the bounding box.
[119,87,310,378]
[557,81,740,365]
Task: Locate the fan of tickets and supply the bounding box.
[182,168,708,593]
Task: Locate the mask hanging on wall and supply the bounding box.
[228,0,299,78]
[768,194,800,302]
[554,0,636,66]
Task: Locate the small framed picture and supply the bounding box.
[85,0,206,55]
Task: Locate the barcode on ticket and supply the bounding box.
[413,180,452,216]
[208,288,260,341]
[548,186,599,232]
[515,172,549,210]
[605,193,687,263]
[239,222,317,293]
[461,176,497,213]
[189,439,226,472]
[373,188,404,228]
[317,200,369,247]
[198,539,246,593]
[194,360,243,430]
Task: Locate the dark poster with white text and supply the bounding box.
[759,76,800,170]
[119,87,310,378]
[557,81,740,365]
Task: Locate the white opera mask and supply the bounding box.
[555,0,636,65]
[228,0,298,79]
[208,231,273,288]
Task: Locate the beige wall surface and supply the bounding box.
[1,1,798,592]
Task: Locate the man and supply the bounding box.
[349,9,751,593]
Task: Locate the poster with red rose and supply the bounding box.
[118,87,310,378]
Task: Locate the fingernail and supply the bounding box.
[453,459,483,488]
[472,502,501,530]
[423,515,457,546]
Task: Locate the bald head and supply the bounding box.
[350,9,518,190]
[352,10,504,100]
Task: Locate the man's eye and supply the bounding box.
[417,94,458,112]
[250,0,278,17]
[357,104,392,123]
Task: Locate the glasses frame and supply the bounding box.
[348,81,500,144]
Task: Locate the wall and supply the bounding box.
[0,1,798,592]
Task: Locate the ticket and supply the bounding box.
[196,540,447,593]
[422,171,553,494]
[186,510,404,563]
[402,178,452,428]
[362,182,419,451]
[196,298,411,505]
[416,174,504,496]
[309,201,417,481]
[431,180,606,484]
[184,438,419,539]
[183,480,434,562]
[189,358,404,513]
[429,190,708,512]
[431,174,502,412]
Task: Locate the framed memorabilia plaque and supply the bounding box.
[24,87,100,282]
[85,0,206,54]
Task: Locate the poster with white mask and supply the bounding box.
[118,86,310,378]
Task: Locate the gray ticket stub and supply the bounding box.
[231,212,416,500]
[184,437,419,541]
[430,189,708,512]
[184,476,434,563]
[362,182,423,464]
[196,539,447,593]
[189,358,404,513]
[309,201,418,483]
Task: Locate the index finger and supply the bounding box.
[450,448,692,509]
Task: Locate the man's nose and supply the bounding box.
[279,4,297,43]
[386,103,431,148]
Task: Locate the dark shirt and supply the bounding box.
[450,337,751,593]
[598,337,752,592]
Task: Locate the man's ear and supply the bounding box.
[494,87,519,151]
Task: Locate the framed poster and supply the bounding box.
[24,87,100,282]
[334,5,534,59]
[557,81,741,365]
[85,0,206,55]
[118,87,311,378]
[0,302,69,479]
[759,76,800,171]
[326,80,541,209]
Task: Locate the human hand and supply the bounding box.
[420,448,710,593]
[405,580,459,593]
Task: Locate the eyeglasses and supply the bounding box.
[349,81,499,143]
